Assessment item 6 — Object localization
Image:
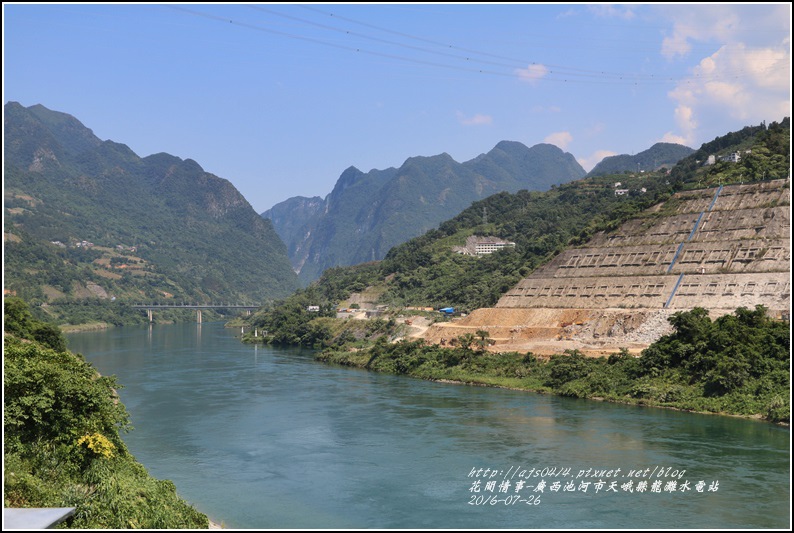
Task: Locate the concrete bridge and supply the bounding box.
[130,303,261,323]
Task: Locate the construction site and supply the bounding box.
[420,179,791,356]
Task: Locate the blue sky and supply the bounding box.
[4,3,791,213]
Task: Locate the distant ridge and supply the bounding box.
[263,141,586,284]
[587,142,694,176]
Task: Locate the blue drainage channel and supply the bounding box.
[708,184,724,211]
[666,242,686,273]
[686,212,705,241]
[666,185,724,272]
[663,185,724,306]
[664,273,686,308]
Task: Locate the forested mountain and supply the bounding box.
[242,118,790,426]
[3,102,299,325]
[587,142,695,176]
[250,117,789,325]
[669,118,790,186]
[263,141,586,284]
[376,118,789,310]
[262,195,325,275]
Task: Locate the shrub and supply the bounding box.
[4,299,208,528]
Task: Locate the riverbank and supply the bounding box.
[60,321,113,333]
[427,376,788,427]
[4,335,210,529]
[316,327,790,426]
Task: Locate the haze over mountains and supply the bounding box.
[4,102,299,311]
[263,141,591,283]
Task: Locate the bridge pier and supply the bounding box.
[197,309,202,324]
[147,309,153,323]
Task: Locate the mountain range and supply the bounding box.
[586,142,695,176]
[3,101,703,325]
[248,116,789,334]
[3,102,299,316]
[263,141,588,284]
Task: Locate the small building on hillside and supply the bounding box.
[720,152,742,163]
[453,235,516,256]
[475,238,516,255]
[706,152,742,165]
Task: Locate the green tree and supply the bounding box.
[4,297,67,352]
[457,333,475,350]
[4,298,209,528]
[474,330,492,353]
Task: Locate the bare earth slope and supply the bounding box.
[421,179,790,355]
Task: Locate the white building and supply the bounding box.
[475,238,516,255]
[454,235,517,256]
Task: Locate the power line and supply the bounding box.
[169,5,780,86]
[299,4,669,79]
[296,4,780,81]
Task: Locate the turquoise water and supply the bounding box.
[67,322,791,529]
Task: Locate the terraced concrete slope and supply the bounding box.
[422,179,790,355]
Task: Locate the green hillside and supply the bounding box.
[4,102,300,326]
[245,117,789,334]
[670,119,790,186]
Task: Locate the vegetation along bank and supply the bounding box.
[3,297,210,528]
[243,302,789,425]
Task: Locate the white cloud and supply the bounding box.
[657,4,791,60]
[544,131,573,150]
[658,5,741,60]
[667,40,791,142]
[456,111,493,126]
[515,64,548,85]
[577,150,618,173]
[728,43,790,91]
[557,8,578,19]
[658,5,791,148]
[670,104,697,145]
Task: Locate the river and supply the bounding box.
[66,322,790,529]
